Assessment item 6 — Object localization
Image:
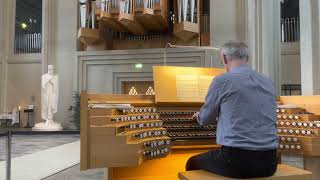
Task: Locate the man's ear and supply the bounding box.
[223,55,228,65]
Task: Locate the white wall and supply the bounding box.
[0,63,3,113]
[0,0,5,114]
[210,0,246,67]
[210,0,244,46]
[6,63,42,125]
[281,42,301,85]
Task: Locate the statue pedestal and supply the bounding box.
[32,121,63,131]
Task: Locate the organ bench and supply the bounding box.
[178,165,312,180]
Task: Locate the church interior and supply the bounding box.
[0,0,320,180]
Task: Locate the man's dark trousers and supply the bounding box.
[186,146,278,179]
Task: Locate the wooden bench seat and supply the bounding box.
[178,164,312,180]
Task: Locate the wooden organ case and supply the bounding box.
[81,66,224,179]
[81,94,171,169]
[78,0,210,51]
[81,66,320,180]
[276,96,320,156]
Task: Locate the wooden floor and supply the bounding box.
[109,148,216,180]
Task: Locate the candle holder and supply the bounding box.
[24,108,34,128]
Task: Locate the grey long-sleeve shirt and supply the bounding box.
[197,65,278,151]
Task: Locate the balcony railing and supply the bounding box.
[281,17,300,43]
[14,33,42,54]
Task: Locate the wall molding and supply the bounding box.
[113,72,153,93]
[77,48,215,93]
[281,42,300,55]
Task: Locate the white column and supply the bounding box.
[210,0,247,68]
[0,0,11,113]
[246,0,281,95]
[41,0,56,74]
[300,0,320,95]
[53,0,78,126]
[0,0,4,113]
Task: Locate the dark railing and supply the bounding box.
[281,84,301,96]
[14,33,42,54]
[281,17,300,43]
[0,130,80,180]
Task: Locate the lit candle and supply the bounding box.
[18,106,21,127]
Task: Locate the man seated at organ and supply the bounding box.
[187,41,278,178]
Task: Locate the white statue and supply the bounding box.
[33,65,62,131]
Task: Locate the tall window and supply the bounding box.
[280,0,300,43]
[14,0,42,54]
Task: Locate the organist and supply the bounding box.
[187,41,278,178]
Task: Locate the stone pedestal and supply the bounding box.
[32,121,63,131]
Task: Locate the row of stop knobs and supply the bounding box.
[277,114,303,120]
[279,136,299,142]
[143,147,169,158]
[143,139,170,148]
[278,128,313,136]
[278,144,302,150]
[111,114,160,122]
[133,130,167,139]
[123,108,157,114]
[277,121,320,128]
[127,121,163,129]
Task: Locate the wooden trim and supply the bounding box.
[279,96,320,115]
[197,0,200,45]
[87,93,155,106]
[106,168,114,180]
[80,91,89,170]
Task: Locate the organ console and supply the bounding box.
[159,108,216,146]
[80,67,320,179]
[277,97,320,156]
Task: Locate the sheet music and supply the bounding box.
[176,75,215,102]
[199,75,214,100]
